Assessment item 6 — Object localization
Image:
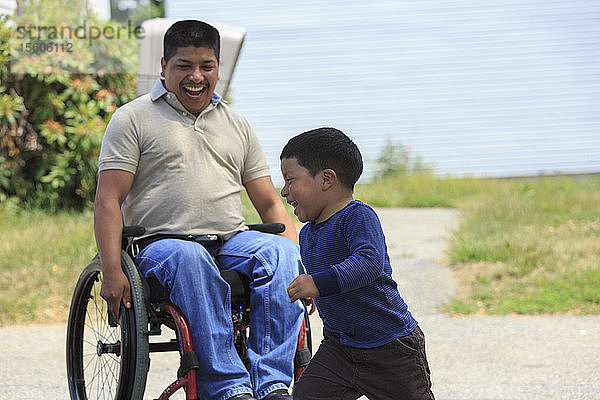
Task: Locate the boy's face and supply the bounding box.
[280,157,326,223]
[161,46,219,116]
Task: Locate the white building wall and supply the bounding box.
[166,1,600,182]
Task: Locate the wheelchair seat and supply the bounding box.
[220,269,251,309]
[131,229,254,327]
[143,267,250,307]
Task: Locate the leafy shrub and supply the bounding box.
[0,2,138,211]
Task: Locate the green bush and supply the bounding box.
[0,2,138,211]
[373,137,434,179]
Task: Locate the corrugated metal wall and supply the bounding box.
[166,0,600,183]
[0,0,15,15]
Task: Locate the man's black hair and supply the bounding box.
[281,127,363,190]
[163,20,220,63]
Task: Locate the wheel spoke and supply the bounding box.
[85,347,118,399]
[67,257,148,400]
[82,353,97,373]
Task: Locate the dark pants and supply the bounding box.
[293,326,434,400]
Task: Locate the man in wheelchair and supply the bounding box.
[93,20,303,400]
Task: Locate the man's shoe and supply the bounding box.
[229,394,257,400]
[263,389,292,400]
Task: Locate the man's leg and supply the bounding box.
[219,231,304,399]
[136,239,253,400]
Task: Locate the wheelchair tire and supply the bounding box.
[66,251,149,400]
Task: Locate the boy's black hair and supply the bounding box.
[281,127,363,190]
[163,20,220,63]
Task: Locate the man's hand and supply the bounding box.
[100,269,132,320]
[287,274,320,303]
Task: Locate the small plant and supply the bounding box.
[373,137,433,179]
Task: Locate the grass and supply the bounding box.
[441,175,600,315]
[0,194,268,326]
[356,173,600,315]
[1,173,598,325]
[356,172,498,208]
[0,206,96,325]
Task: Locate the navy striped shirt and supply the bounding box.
[300,200,418,348]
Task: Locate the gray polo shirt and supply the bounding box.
[98,79,270,238]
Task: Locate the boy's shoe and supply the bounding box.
[263,389,292,400]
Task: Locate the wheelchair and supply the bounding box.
[66,223,312,400]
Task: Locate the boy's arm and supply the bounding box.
[311,206,388,296]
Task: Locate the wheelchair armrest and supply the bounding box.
[247,223,285,234]
[123,224,282,238]
[122,225,146,238]
[122,226,146,252]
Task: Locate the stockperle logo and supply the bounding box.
[10,19,144,75]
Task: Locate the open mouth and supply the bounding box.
[182,85,206,98]
[288,200,298,209]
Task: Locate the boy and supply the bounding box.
[280,127,434,400]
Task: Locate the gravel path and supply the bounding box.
[1,208,599,399]
[374,208,600,400]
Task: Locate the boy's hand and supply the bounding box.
[287,274,320,303]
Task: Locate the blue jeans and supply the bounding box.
[136,230,304,400]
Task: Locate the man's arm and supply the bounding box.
[94,169,134,319]
[244,176,298,243]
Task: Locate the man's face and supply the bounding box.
[161,46,219,116]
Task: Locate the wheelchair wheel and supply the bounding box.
[66,251,149,400]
